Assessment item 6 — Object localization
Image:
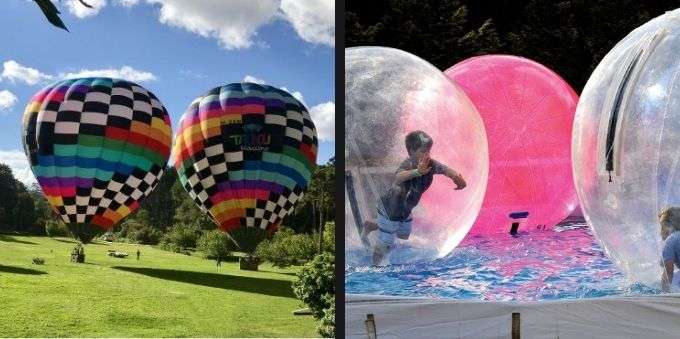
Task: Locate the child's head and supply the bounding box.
[405,130,433,159]
[659,206,680,239]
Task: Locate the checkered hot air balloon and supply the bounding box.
[22,78,172,243]
[172,83,317,239]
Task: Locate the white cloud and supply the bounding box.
[1,60,53,85]
[59,66,157,82]
[179,69,207,79]
[66,0,107,18]
[0,150,36,185]
[115,0,139,7]
[58,0,336,49]
[243,75,267,85]
[280,0,334,46]
[279,86,305,106]
[0,90,18,113]
[146,0,279,50]
[291,91,305,106]
[309,101,334,141]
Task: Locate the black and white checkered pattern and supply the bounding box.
[244,186,304,229]
[25,78,171,227]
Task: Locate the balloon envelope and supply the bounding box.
[445,55,579,235]
[345,46,488,263]
[172,83,317,234]
[22,77,172,241]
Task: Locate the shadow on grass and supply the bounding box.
[259,270,298,277]
[0,234,37,245]
[51,238,77,244]
[0,264,47,275]
[112,266,294,298]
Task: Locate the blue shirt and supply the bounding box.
[662,231,680,269]
[377,157,448,221]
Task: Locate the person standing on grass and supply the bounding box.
[136,248,140,261]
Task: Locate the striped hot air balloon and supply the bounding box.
[172,83,317,241]
[22,77,172,243]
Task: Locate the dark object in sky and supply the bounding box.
[33,0,69,31]
[33,0,94,31]
[78,0,93,9]
[509,211,530,219]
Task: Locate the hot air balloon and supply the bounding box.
[172,83,317,263]
[22,77,172,246]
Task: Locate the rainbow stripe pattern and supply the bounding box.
[22,78,172,231]
[172,83,317,233]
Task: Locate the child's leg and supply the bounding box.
[360,219,378,248]
[364,220,378,232]
[369,215,397,265]
[395,219,413,240]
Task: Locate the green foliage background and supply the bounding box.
[347,0,680,92]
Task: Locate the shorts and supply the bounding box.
[370,212,412,254]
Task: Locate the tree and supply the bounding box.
[171,178,215,230]
[134,168,177,229]
[347,0,680,92]
[284,157,336,236]
[197,230,235,263]
[307,162,335,253]
[0,164,19,230]
[347,0,504,70]
[12,184,36,233]
[29,183,54,231]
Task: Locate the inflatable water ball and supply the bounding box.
[172,83,317,248]
[445,55,579,235]
[572,9,680,285]
[345,46,488,264]
[22,78,172,243]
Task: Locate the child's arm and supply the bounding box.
[662,259,674,292]
[394,157,431,184]
[432,160,467,190]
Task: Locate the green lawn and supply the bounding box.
[0,234,317,337]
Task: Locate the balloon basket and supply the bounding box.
[239,256,260,271]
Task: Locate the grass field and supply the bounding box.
[0,234,317,337]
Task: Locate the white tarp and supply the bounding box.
[346,293,680,339]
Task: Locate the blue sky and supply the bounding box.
[0,0,335,184]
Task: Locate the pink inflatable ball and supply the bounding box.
[445,55,579,235]
[345,46,489,263]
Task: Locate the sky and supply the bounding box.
[0,0,335,185]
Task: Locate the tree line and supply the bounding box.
[347,0,680,92]
[0,158,335,238]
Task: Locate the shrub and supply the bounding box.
[32,257,45,265]
[45,220,68,237]
[323,222,335,253]
[197,230,234,260]
[292,252,335,319]
[128,225,163,245]
[256,227,317,267]
[317,294,335,338]
[159,225,201,252]
[114,220,162,245]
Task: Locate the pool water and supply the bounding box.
[345,216,660,301]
